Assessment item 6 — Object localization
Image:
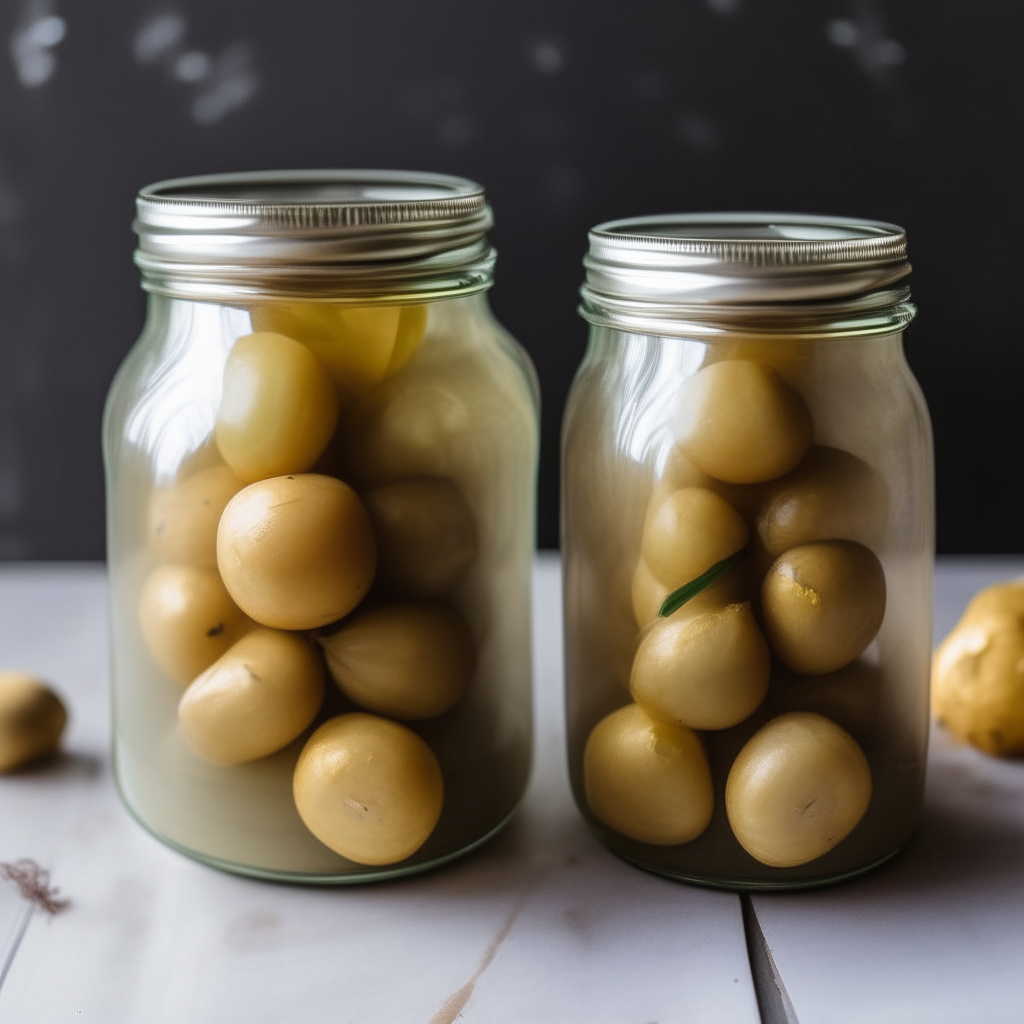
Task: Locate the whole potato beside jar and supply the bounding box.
[0,672,67,772]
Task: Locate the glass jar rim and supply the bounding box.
[133,169,496,301]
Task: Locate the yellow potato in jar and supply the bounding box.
[583,703,713,845]
[215,332,340,482]
[293,713,444,865]
[932,609,1024,757]
[653,445,765,523]
[363,479,477,598]
[641,487,749,592]
[0,672,66,772]
[762,540,886,675]
[630,602,770,730]
[702,336,814,389]
[139,565,250,686]
[148,464,244,568]
[319,603,474,719]
[768,659,882,747]
[179,629,325,765]
[217,474,376,630]
[725,711,872,867]
[756,446,888,560]
[674,360,813,484]
[251,303,427,402]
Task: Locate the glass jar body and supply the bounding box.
[103,290,538,882]
[562,326,933,889]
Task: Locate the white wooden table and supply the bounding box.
[0,557,1022,1024]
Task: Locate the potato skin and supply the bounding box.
[293,713,444,865]
[726,712,872,868]
[217,474,376,631]
[583,703,713,846]
[0,672,66,772]
[179,629,325,766]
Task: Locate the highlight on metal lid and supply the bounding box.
[133,169,495,301]
[583,212,911,307]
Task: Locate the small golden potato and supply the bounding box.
[363,479,477,598]
[768,660,882,746]
[932,608,1024,756]
[674,360,813,484]
[0,672,66,772]
[630,602,770,730]
[251,303,427,402]
[762,541,886,675]
[139,565,249,686]
[703,336,814,389]
[653,446,765,523]
[641,487,749,592]
[148,464,243,568]
[756,446,888,560]
[725,711,872,867]
[583,703,713,845]
[215,332,339,482]
[217,474,376,630]
[179,629,325,765]
[319,603,474,719]
[631,554,749,628]
[293,713,444,865]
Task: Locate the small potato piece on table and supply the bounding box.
[584,703,713,846]
[673,360,812,484]
[363,479,477,599]
[148,464,243,568]
[139,565,249,686]
[218,474,376,631]
[0,672,66,772]
[762,540,886,675]
[293,713,444,865]
[726,711,872,867]
[179,629,325,766]
[630,602,770,730]
[319,603,474,720]
[215,332,339,482]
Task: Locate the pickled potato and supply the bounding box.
[251,302,427,401]
[148,464,243,568]
[179,629,324,766]
[652,446,764,523]
[0,672,66,772]
[726,712,872,867]
[674,360,812,484]
[319,603,474,719]
[756,446,888,560]
[932,607,1024,756]
[363,479,477,598]
[583,703,713,845]
[703,336,814,389]
[631,555,748,628]
[641,487,748,592]
[139,565,249,686]
[293,713,444,865]
[217,474,376,630]
[630,602,770,730]
[215,332,339,482]
[762,541,886,675]
[768,659,881,746]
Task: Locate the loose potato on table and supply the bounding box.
[0,672,66,772]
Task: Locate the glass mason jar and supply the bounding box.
[563,214,933,889]
[103,171,539,883]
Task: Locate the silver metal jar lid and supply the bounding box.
[580,213,914,337]
[133,169,495,301]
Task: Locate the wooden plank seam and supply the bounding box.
[742,895,799,1024]
[0,860,71,995]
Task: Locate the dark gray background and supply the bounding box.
[0,0,1019,557]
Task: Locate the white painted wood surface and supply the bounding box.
[751,558,1024,1024]
[0,557,759,1024]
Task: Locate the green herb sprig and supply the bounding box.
[657,547,748,618]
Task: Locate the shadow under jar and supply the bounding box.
[562,213,933,890]
[103,171,539,883]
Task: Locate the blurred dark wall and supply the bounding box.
[0,0,1020,557]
